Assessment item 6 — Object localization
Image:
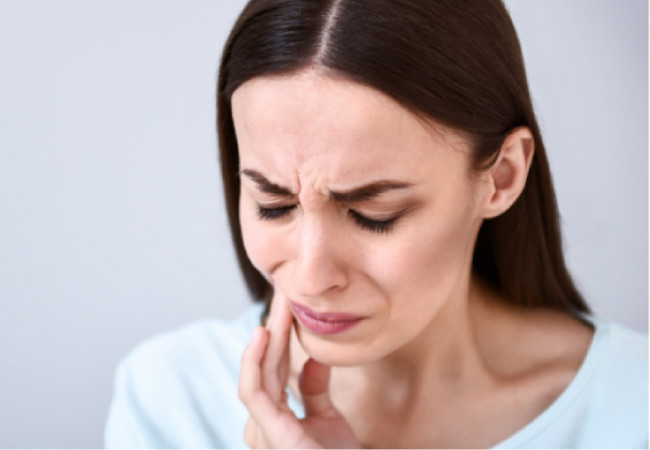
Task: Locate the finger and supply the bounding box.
[262,295,294,401]
[299,358,339,419]
[238,326,267,403]
[245,388,304,449]
[243,418,258,449]
[239,328,292,433]
[276,305,293,396]
[240,327,309,448]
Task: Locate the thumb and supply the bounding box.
[298,358,339,419]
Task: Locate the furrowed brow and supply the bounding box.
[330,180,413,203]
[240,169,294,196]
[240,169,412,202]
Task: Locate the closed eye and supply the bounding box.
[348,210,397,234]
[257,205,296,220]
[256,205,398,234]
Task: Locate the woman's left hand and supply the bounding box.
[238,295,360,449]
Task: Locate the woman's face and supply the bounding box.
[232,71,488,366]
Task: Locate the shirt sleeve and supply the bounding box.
[104,357,171,449]
[102,315,261,449]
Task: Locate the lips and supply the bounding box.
[289,301,364,335]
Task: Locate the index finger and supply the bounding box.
[263,294,294,401]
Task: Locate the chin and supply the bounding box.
[296,327,379,367]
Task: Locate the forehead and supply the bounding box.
[231,71,469,189]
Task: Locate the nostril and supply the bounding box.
[294,258,349,297]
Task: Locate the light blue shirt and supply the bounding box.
[105,304,648,448]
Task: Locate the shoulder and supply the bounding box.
[524,310,647,416]
[105,303,265,449]
[124,303,263,377]
[597,317,647,358]
[587,317,648,405]
[529,316,646,448]
[495,315,648,449]
[554,317,648,448]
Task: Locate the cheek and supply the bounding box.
[369,204,478,310]
[239,197,282,280]
[374,230,461,293]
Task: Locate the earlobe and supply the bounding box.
[482,126,535,219]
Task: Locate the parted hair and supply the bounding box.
[217,0,590,315]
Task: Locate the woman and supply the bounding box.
[105,0,648,448]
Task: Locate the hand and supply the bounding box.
[238,295,360,449]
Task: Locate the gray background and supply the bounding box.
[0,0,647,448]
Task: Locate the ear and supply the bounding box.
[481,126,535,219]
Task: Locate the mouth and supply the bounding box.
[289,301,364,335]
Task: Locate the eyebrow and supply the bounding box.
[240,169,414,203]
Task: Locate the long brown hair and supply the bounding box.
[217,0,590,314]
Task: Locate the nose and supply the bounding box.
[293,213,349,298]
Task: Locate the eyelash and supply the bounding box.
[256,205,397,234]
